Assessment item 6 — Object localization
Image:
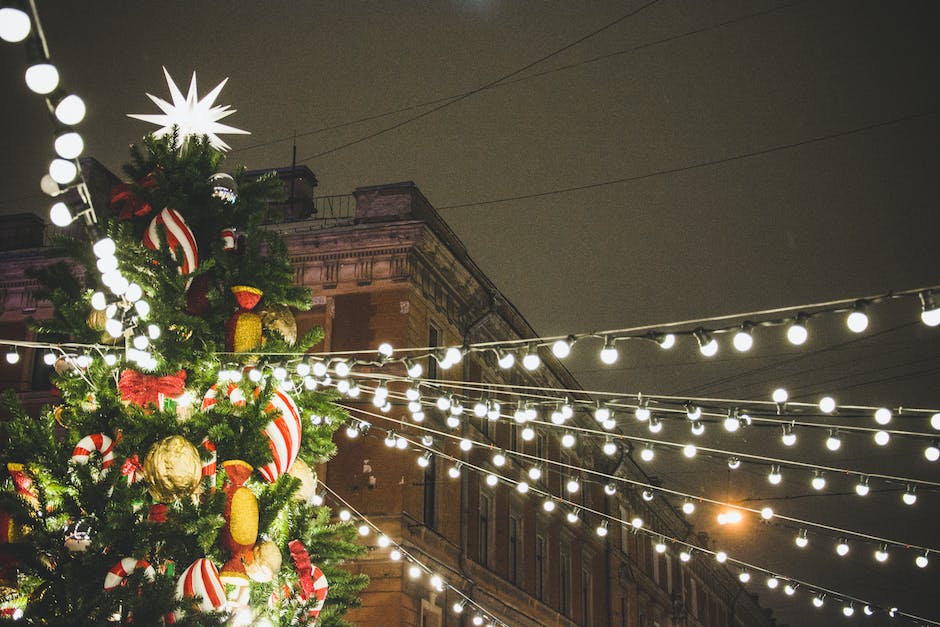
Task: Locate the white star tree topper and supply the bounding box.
[128,67,249,151]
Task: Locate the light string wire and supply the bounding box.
[349,416,939,626]
[317,482,510,627]
[341,401,940,560]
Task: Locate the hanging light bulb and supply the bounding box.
[640,445,654,462]
[521,344,540,371]
[715,551,727,563]
[690,421,705,436]
[602,439,617,456]
[685,403,701,421]
[915,552,929,568]
[846,302,869,333]
[417,452,432,468]
[919,292,940,327]
[49,158,77,185]
[53,93,86,126]
[768,465,782,485]
[444,346,463,367]
[787,315,809,345]
[873,430,890,446]
[682,444,697,458]
[902,486,917,505]
[485,473,498,487]
[631,516,644,529]
[727,457,741,470]
[772,388,788,404]
[818,396,836,413]
[694,329,718,357]
[843,604,855,617]
[566,478,580,493]
[404,358,423,378]
[448,463,462,479]
[345,425,359,439]
[764,577,778,590]
[812,596,825,609]
[863,605,875,615]
[679,550,691,563]
[925,441,940,462]
[497,350,515,369]
[835,539,850,557]
[795,529,809,548]
[784,583,797,596]
[516,481,529,494]
[875,544,889,563]
[781,424,797,447]
[54,130,84,161]
[595,521,609,537]
[527,466,542,481]
[521,426,535,441]
[738,570,751,583]
[599,336,619,365]
[655,539,667,554]
[855,477,870,496]
[561,432,576,448]
[492,451,506,467]
[4,347,19,364]
[594,403,611,422]
[682,500,695,515]
[732,323,754,352]
[874,407,892,425]
[566,509,580,524]
[642,490,654,502]
[0,5,32,42]
[657,333,676,349]
[723,412,741,433]
[552,336,573,359]
[811,472,826,491]
[452,601,465,615]
[760,507,774,520]
[604,483,617,496]
[825,430,842,452]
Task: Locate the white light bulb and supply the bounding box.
[4,349,19,365]
[784,584,796,596]
[658,333,676,349]
[795,532,809,548]
[723,416,740,432]
[686,405,701,420]
[132,335,148,350]
[492,452,506,467]
[787,321,808,345]
[147,324,161,340]
[516,481,529,494]
[294,362,310,377]
[417,455,430,469]
[874,407,892,425]
[0,7,32,42]
[811,475,826,490]
[874,430,890,446]
[732,330,753,352]
[497,352,515,369]
[772,388,788,404]
[682,444,697,458]
[922,307,940,327]
[408,565,421,579]
[767,577,779,589]
[124,282,143,303]
[522,352,541,371]
[715,551,727,563]
[925,444,940,462]
[89,291,107,311]
[109,276,129,296]
[781,430,797,447]
[825,433,841,451]
[43,352,56,366]
[312,361,328,377]
[655,541,666,554]
[134,299,151,318]
[55,94,86,125]
[448,465,461,479]
[333,361,350,378]
[105,319,123,339]
[566,479,579,493]
[595,523,609,537]
[552,339,571,358]
[903,490,917,506]
[444,347,462,365]
[682,501,695,515]
[813,596,825,608]
[49,201,73,227]
[818,396,836,413]
[768,469,782,485]
[699,338,718,357]
[54,130,83,159]
[836,541,849,557]
[679,551,691,563]
[436,395,451,411]
[631,517,643,529]
[377,342,393,357]
[103,353,117,366]
[916,554,929,568]
[647,420,662,434]
[395,436,407,449]
[875,547,889,563]
[599,344,618,365]
[452,602,464,615]
[640,447,654,462]
[847,310,869,333]
[760,507,774,520]
[738,571,751,583]
[603,483,617,496]
[691,422,705,436]
[345,426,359,439]
[528,466,542,481]
[566,510,579,524]
[843,606,855,617]
[561,433,576,448]
[855,480,869,496]
[248,368,263,384]
[634,406,650,422]
[485,473,498,487]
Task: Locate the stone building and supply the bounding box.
[0,168,777,627]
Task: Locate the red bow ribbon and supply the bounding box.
[111,173,158,220]
[121,454,144,485]
[147,503,168,524]
[118,369,187,408]
[288,540,315,600]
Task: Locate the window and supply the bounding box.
[536,433,546,467]
[427,324,439,380]
[423,455,436,529]
[560,551,572,617]
[619,505,630,554]
[581,566,593,626]
[509,514,523,585]
[479,492,491,567]
[509,421,519,452]
[535,533,548,601]
[420,599,442,627]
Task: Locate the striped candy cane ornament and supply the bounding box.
[71,433,115,478]
[103,557,155,590]
[258,387,303,483]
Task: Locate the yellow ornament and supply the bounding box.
[86,309,107,331]
[142,436,202,502]
[246,540,282,583]
[287,458,317,502]
[258,304,297,345]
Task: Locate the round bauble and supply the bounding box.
[209,173,237,203]
[86,309,107,332]
[142,436,202,502]
[258,304,297,345]
[288,458,317,502]
[53,356,73,376]
[63,518,94,552]
[246,540,281,583]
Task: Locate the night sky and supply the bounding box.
[2,1,940,625]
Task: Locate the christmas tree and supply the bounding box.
[0,72,368,625]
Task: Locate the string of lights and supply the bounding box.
[317,482,510,627]
[354,423,939,625]
[341,402,940,565]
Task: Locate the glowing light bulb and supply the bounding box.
[738,571,751,583]
[925,443,940,462]
[595,405,611,422]
[732,327,753,352]
[377,342,393,357]
[723,415,740,432]
[49,201,73,227]
[658,333,676,349]
[772,388,788,404]
[49,158,77,184]
[640,446,654,462]
[655,540,667,554]
[390,549,402,561]
[919,292,940,326]
[767,577,779,589]
[528,466,542,481]
[811,473,826,490]
[448,465,461,479]
[679,550,691,563]
[855,479,869,496]
[642,490,654,502]
[825,432,842,451]
[768,466,782,485]
[916,553,929,568]
[497,351,515,369]
[459,438,473,452]
[682,500,695,515]
[602,440,617,456]
[105,319,123,339]
[522,348,540,371]
[54,94,86,125]
[647,419,662,434]
[874,407,892,425]
[902,488,917,505]
[727,457,740,470]
[695,330,718,357]
[408,565,421,579]
[516,481,529,494]
[846,307,869,333]
[561,433,576,448]
[417,454,430,468]
[338,509,351,522]
[0,7,32,42]
[787,319,808,345]
[345,426,359,439]
[4,349,19,364]
[715,551,727,563]
[631,517,643,529]
[485,474,498,487]
[566,510,579,524]
[566,478,580,493]
[542,499,555,512]
[795,530,809,548]
[444,347,462,366]
[836,540,849,556]
[874,430,890,446]
[781,426,796,447]
[682,444,697,458]
[843,605,855,617]
[875,545,889,563]
[818,396,836,413]
[604,483,617,496]
[760,507,774,520]
[599,337,619,365]
[552,338,572,358]
[595,522,609,537]
[813,596,825,608]
[492,452,506,467]
[134,299,151,318]
[686,404,701,420]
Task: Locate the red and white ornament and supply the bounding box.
[200,382,246,412]
[103,557,155,591]
[142,208,198,275]
[176,558,226,614]
[200,438,217,490]
[309,565,329,620]
[220,227,236,251]
[71,433,115,476]
[258,387,302,483]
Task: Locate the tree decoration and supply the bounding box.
[142,208,199,276]
[71,433,115,477]
[63,518,94,552]
[288,457,317,502]
[118,368,187,408]
[259,303,298,345]
[209,173,238,203]
[141,435,202,502]
[175,558,226,615]
[225,285,263,352]
[258,387,303,483]
[103,558,155,591]
[246,540,281,583]
[218,460,258,588]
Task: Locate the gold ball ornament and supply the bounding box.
[258,304,297,345]
[142,436,202,502]
[86,309,107,331]
[287,458,317,502]
[245,540,282,583]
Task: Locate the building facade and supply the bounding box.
[0,173,777,627]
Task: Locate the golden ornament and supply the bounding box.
[258,304,297,345]
[86,309,107,331]
[287,458,317,502]
[246,540,281,583]
[142,436,202,502]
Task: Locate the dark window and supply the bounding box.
[560,551,572,617]
[423,456,436,529]
[535,534,547,601]
[510,422,518,451]
[509,515,523,585]
[428,325,439,380]
[479,493,491,567]
[581,566,593,626]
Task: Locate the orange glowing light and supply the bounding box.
[717,510,743,525]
